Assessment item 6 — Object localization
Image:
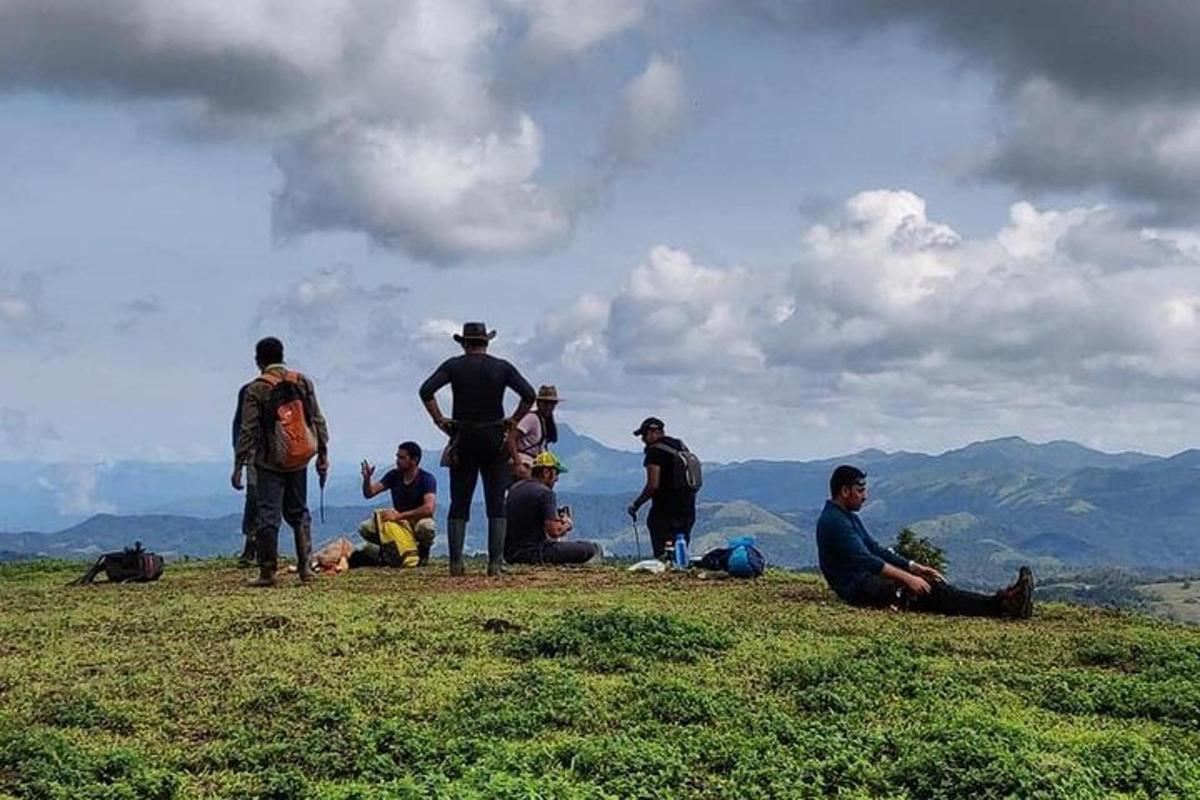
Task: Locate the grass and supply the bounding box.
[1,560,1199,798]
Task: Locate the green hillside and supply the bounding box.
[2,562,1199,799]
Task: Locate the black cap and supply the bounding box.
[633,416,665,436]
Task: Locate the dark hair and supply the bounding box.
[255,337,284,367]
[398,441,422,463]
[829,465,866,498]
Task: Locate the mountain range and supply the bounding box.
[3,427,1199,585]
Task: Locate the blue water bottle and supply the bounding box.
[673,535,689,569]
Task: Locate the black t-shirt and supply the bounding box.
[380,468,437,513]
[644,436,697,520]
[418,353,536,423]
[504,479,558,559]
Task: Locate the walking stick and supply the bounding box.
[631,519,642,560]
[319,470,327,524]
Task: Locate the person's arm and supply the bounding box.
[304,377,330,479]
[361,462,387,499]
[881,562,931,596]
[542,489,570,538]
[390,492,436,523]
[862,528,912,572]
[504,362,536,426]
[419,362,454,434]
[232,383,260,489]
[628,464,660,517]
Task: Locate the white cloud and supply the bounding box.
[0,270,60,341]
[0,0,655,263]
[607,54,687,164]
[37,465,115,516]
[1,408,60,458]
[511,189,1200,454]
[508,0,646,57]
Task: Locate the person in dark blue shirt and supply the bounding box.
[816,465,1033,618]
[361,441,437,566]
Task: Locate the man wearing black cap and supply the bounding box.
[627,417,698,559]
[419,322,536,577]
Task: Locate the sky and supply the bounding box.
[4,0,1200,464]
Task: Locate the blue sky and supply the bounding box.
[3,1,1200,466]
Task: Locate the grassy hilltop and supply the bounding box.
[1,562,1199,799]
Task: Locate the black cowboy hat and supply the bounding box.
[453,321,497,344]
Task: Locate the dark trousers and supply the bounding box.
[852,575,1003,617]
[507,540,599,566]
[255,467,311,570]
[240,467,258,541]
[448,427,508,520]
[647,511,695,558]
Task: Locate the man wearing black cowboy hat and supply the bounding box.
[419,322,536,577]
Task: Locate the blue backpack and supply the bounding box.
[698,536,765,578]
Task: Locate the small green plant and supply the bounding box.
[895,526,948,572]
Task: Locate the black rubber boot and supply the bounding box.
[487,518,506,577]
[294,517,315,583]
[417,541,431,567]
[448,519,467,576]
[237,536,257,568]
[250,527,278,587]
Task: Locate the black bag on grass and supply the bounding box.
[70,542,165,585]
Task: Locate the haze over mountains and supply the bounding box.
[3,426,1198,584]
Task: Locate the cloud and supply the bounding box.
[768,0,1200,221]
[606,55,687,165]
[1,407,61,457]
[515,189,1200,450]
[36,465,115,516]
[114,295,164,334]
[253,264,408,345]
[507,0,646,58]
[0,0,650,262]
[272,115,571,260]
[0,270,60,341]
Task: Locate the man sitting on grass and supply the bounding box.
[505,452,601,566]
[816,465,1033,618]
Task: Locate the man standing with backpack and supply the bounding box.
[627,417,701,559]
[232,337,330,587]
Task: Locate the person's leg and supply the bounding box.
[646,515,671,559]
[540,540,601,565]
[906,582,1004,617]
[414,518,436,566]
[239,467,258,565]
[281,469,313,582]
[848,575,905,609]
[481,450,509,577]
[253,468,285,586]
[447,446,479,576]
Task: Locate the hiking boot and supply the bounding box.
[448,519,467,577]
[294,518,314,583]
[487,518,506,577]
[237,537,257,568]
[998,566,1035,619]
[248,567,277,588]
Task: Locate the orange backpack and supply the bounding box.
[258,371,318,470]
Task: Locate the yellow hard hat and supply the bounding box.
[531,451,568,473]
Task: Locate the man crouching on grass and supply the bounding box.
[816,465,1033,619]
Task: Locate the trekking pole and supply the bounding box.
[631,519,642,560]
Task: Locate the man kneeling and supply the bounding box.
[816,465,1033,618]
[505,452,601,566]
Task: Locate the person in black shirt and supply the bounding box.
[505,452,600,566]
[627,417,698,558]
[418,322,536,577]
